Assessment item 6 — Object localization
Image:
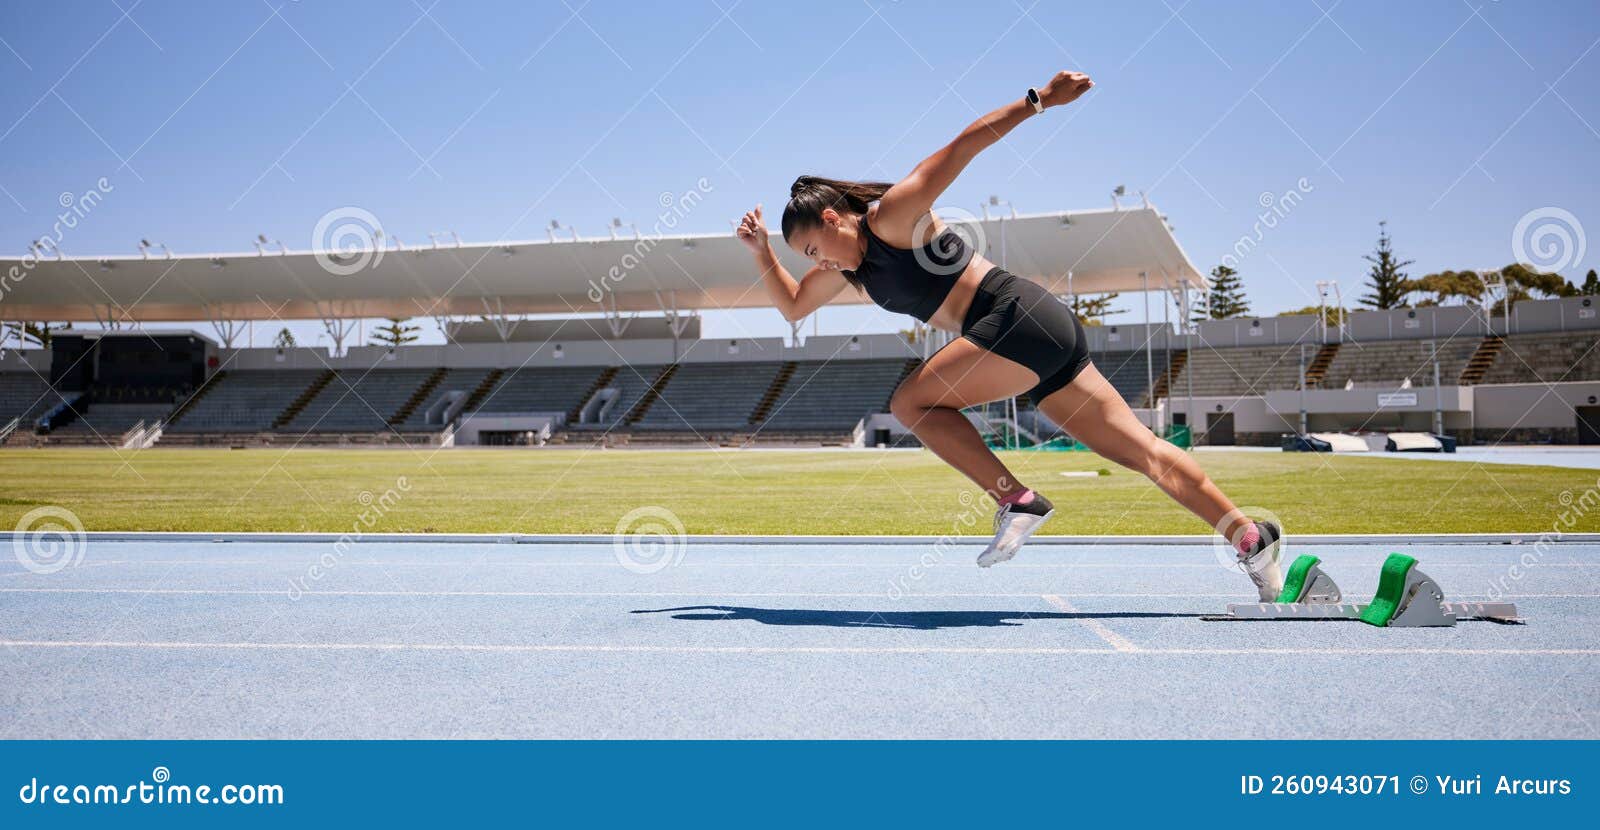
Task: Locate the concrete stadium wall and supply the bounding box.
[1473,382,1600,433]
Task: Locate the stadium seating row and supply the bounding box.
[4,328,1597,445]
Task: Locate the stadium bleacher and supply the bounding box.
[1175,342,1309,395]
[1320,337,1482,389]
[281,368,437,433]
[754,358,910,433]
[0,373,60,424]
[396,368,493,429]
[44,402,171,444]
[636,361,782,431]
[1481,331,1600,384]
[475,365,608,417]
[167,370,328,433]
[4,300,1598,449]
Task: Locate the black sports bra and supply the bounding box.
[843,215,974,322]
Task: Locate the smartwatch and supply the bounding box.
[1026,87,1043,113]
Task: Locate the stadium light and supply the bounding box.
[983,195,1017,221]
[1111,185,1125,210]
[608,218,638,240]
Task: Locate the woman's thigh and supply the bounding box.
[892,337,1040,412]
[1033,362,1163,469]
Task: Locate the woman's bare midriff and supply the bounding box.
[923,252,996,333]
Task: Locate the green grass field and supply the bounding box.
[4,447,1597,536]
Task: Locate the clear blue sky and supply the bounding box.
[2,1,1596,346]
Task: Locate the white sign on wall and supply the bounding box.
[1377,392,1418,407]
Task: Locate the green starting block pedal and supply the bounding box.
[1202,553,1521,626]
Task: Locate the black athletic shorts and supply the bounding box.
[959,267,1092,404]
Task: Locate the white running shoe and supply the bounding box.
[1236,520,1284,601]
[976,493,1055,568]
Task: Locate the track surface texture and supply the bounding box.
[2,539,1595,739]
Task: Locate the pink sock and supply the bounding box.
[997,489,1035,508]
[1235,523,1261,557]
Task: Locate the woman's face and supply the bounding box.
[787,208,863,272]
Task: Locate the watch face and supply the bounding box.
[1027,89,1040,104]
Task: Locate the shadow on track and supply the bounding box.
[632,606,1203,630]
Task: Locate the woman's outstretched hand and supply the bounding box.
[736,204,769,254]
[1039,70,1093,108]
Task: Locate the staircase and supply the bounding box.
[460,368,506,413]
[1143,350,1187,407]
[271,370,335,429]
[388,368,448,426]
[748,361,797,425]
[569,366,620,423]
[165,371,226,426]
[1303,343,1340,388]
[624,364,679,424]
[1459,335,1504,385]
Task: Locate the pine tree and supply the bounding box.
[1359,221,1414,310]
[1581,269,1599,296]
[1196,264,1250,320]
[370,318,421,348]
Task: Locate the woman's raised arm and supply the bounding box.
[874,70,1093,241]
[737,204,848,322]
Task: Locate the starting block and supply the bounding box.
[1202,553,1521,626]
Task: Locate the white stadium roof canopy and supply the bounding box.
[0,207,1202,323]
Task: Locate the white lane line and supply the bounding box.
[0,588,1220,598]
[3,588,1598,599]
[1,640,1597,656]
[15,560,1600,569]
[1042,594,1140,652]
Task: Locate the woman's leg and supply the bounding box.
[1035,363,1253,544]
[889,337,1039,500]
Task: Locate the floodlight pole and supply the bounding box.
[1142,271,1154,431]
[1298,344,1309,435]
[1432,350,1444,436]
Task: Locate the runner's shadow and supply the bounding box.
[632,606,1204,630]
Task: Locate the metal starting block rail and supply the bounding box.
[1202,553,1522,627]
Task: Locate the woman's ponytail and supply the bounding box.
[780,175,892,243]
